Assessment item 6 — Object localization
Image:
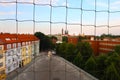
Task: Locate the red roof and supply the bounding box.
[0,33,39,44]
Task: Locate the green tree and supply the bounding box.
[100,34,113,39]
[84,56,97,76]
[96,54,107,79]
[56,40,120,80]
[34,32,52,51]
[100,34,120,39]
[78,36,86,42]
[76,42,93,62]
[114,45,120,55]
[49,36,58,50]
[73,52,84,68]
[105,52,120,66]
[103,52,120,80]
[57,42,67,58]
[62,36,68,42]
[103,63,120,80]
[50,36,58,40]
[65,43,76,62]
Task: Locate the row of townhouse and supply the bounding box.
[0,33,39,80]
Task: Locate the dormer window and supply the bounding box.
[12,38,17,40]
[5,38,10,41]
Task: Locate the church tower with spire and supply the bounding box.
[62,28,64,35]
[65,29,68,35]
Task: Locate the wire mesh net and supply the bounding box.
[0,0,120,35]
[0,0,120,80]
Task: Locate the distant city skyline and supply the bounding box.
[0,0,120,35]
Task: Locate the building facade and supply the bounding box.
[0,44,6,80]
[0,33,39,79]
[68,36,78,45]
[87,40,120,55]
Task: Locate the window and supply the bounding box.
[7,44,11,49]
[18,43,21,47]
[0,54,3,59]
[13,43,16,48]
[22,42,25,46]
[12,38,16,40]
[0,62,3,67]
[7,51,11,56]
[11,50,15,55]
[26,42,28,45]
[18,55,21,60]
[26,47,28,51]
[17,48,21,53]
[0,70,5,74]
[29,42,31,45]
[0,45,3,50]
[8,59,11,63]
[8,66,11,71]
[13,58,15,62]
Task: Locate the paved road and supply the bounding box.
[12,53,97,80]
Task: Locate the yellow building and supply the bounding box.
[0,33,39,77]
[27,43,32,64]
[20,34,39,66]
[21,42,27,66]
[0,44,6,80]
[21,41,32,66]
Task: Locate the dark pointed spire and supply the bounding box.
[62,28,64,35]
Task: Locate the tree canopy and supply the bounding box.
[62,36,68,42]
[34,32,120,80]
[56,41,120,80]
[34,32,54,51]
[114,45,120,54]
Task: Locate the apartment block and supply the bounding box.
[87,40,120,55]
[0,43,6,80]
[0,33,39,78]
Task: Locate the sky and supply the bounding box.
[0,0,120,36]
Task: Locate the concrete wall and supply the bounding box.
[56,56,98,80]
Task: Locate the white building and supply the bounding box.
[0,33,40,74]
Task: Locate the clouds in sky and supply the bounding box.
[0,0,120,35]
[0,0,59,16]
[0,11,23,15]
[0,0,59,4]
[17,0,59,5]
[88,0,120,10]
[0,3,15,7]
[1,0,120,10]
[62,2,69,6]
[0,0,68,6]
[110,0,120,10]
[0,0,66,16]
[96,2,108,8]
